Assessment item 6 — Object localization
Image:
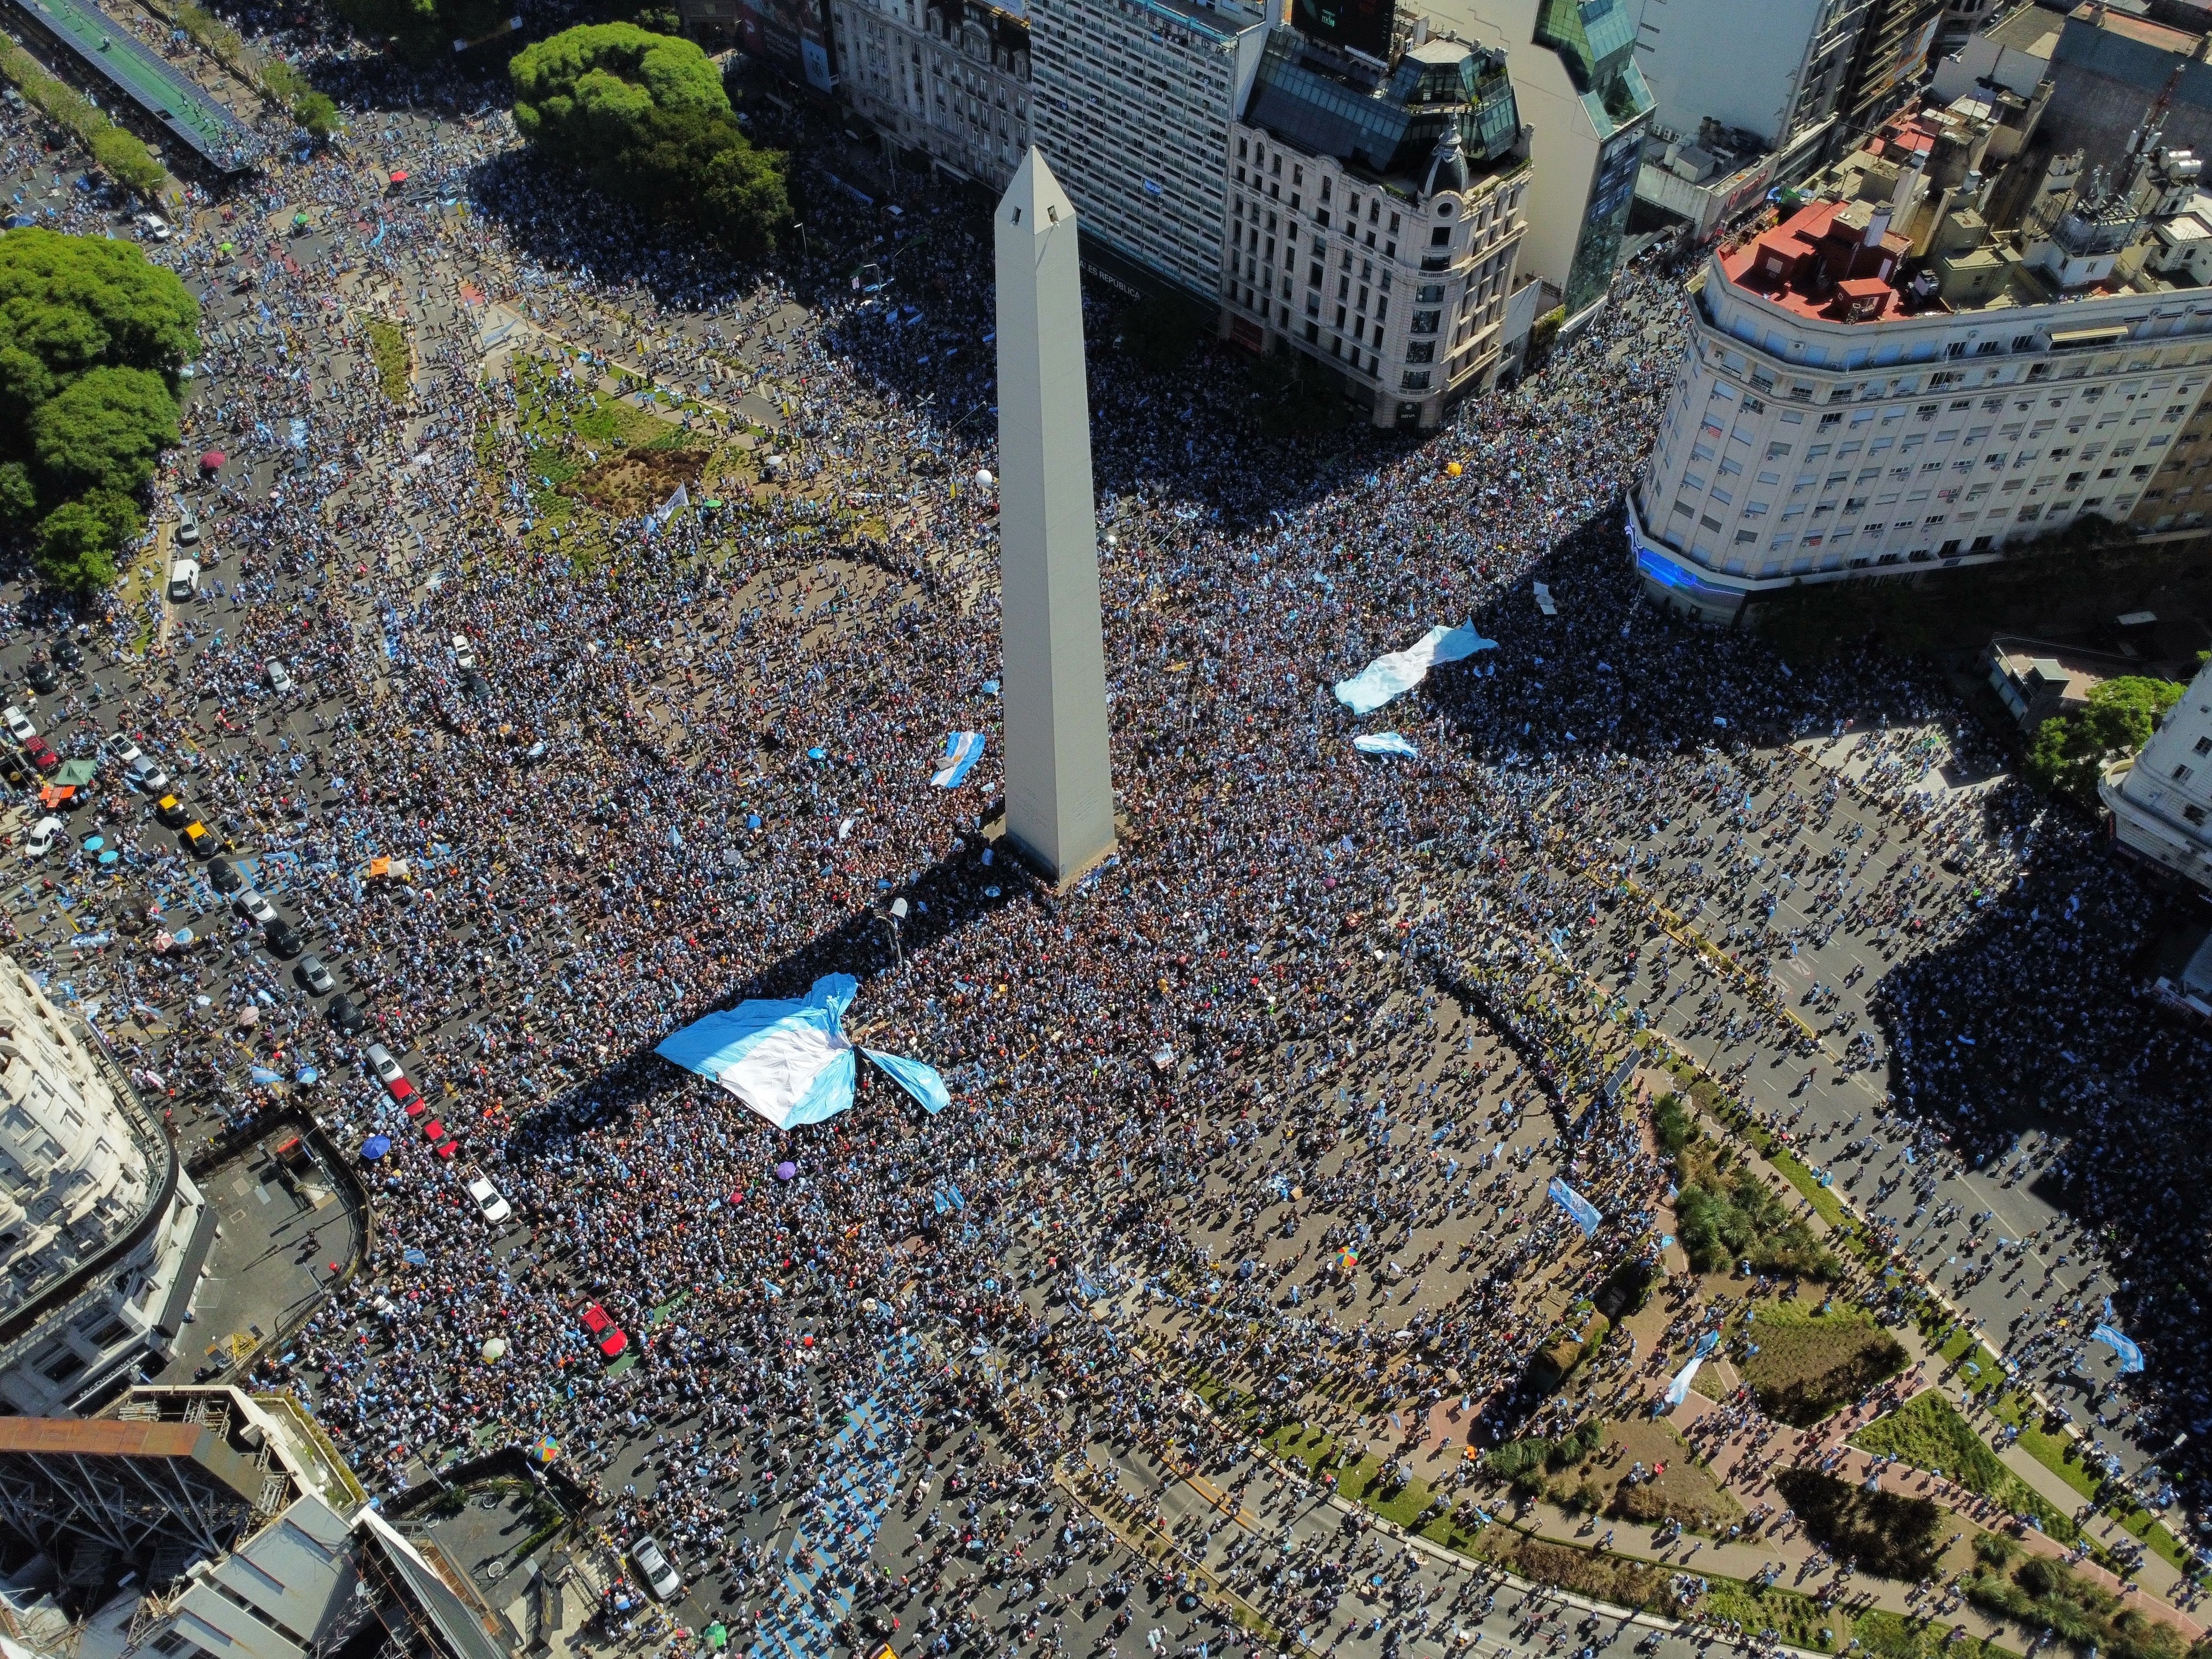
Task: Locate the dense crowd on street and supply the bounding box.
[0,11,2209,1626]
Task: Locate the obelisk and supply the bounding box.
[995,147,1116,885]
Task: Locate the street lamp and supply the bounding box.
[886,895,907,971]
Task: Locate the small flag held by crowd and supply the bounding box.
[1547,1176,1603,1238]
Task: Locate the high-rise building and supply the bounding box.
[1838,0,1945,139]
[1221,28,1531,425]
[1630,0,1871,155]
[1931,0,2002,62]
[1629,107,2212,625]
[827,0,1034,189]
[2105,654,2212,889]
[0,956,208,1418]
[1426,0,1656,326]
[1028,0,1272,294]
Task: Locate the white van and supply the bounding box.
[166,559,199,603]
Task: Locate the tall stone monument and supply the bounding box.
[994,147,1116,885]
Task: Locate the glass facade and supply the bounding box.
[1243,29,1519,184]
[1532,0,1652,318]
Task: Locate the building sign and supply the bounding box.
[1293,0,1393,63]
[1627,507,1746,611]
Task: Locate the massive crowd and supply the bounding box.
[1,10,2209,1626]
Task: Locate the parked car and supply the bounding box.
[3,707,35,743]
[580,1302,629,1361]
[466,1175,512,1224]
[207,857,243,895]
[24,662,55,696]
[366,1042,417,1105]
[295,954,335,995]
[23,738,58,773]
[630,1536,680,1601]
[234,888,278,925]
[327,993,364,1034]
[167,559,199,602]
[128,759,170,794]
[107,734,143,767]
[452,634,476,669]
[265,660,294,695]
[155,792,189,827]
[264,917,302,957]
[49,640,79,671]
[24,816,62,857]
[180,821,214,855]
[175,513,200,545]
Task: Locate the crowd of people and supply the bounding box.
[0,4,2209,1629]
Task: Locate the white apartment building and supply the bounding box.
[0,956,208,1417]
[1222,32,1530,425]
[2104,655,2212,889]
[1631,147,2212,625]
[828,0,1034,189]
[1029,0,1271,294]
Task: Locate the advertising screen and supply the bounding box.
[1293,0,1393,61]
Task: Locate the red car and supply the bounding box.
[580,1302,629,1360]
[23,738,58,773]
[421,1119,444,1141]
[434,1138,459,1160]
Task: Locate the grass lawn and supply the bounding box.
[1541,1418,1744,1537]
[1740,1303,1907,1426]
[1850,1392,2078,1542]
[366,317,410,402]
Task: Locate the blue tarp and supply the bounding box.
[1333,622,1497,715]
[656,974,952,1130]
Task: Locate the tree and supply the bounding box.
[32,489,139,592]
[29,367,180,498]
[0,231,195,590]
[2023,675,2185,808]
[510,24,790,254]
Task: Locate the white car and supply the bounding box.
[452,635,476,669]
[176,513,200,546]
[135,212,171,242]
[128,760,170,794]
[234,888,278,925]
[107,734,143,767]
[631,1536,681,1601]
[167,559,200,603]
[466,1176,512,1224]
[265,660,294,695]
[2,707,34,743]
[24,816,62,857]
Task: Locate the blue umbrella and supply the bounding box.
[361,1135,392,1160]
[97,851,117,865]
[82,836,103,851]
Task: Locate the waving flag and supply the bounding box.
[1547,1177,1603,1238]
[931,731,987,789]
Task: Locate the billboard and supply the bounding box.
[1293,0,1392,62]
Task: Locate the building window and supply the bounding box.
[1406,341,1434,363]
[2188,806,2209,827]
[1401,369,1431,390]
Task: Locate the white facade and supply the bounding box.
[828,0,1033,189]
[0,956,207,1417]
[1219,125,1528,425]
[1029,0,1270,294]
[1629,0,1870,152]
[2104,658,2212,890]
[1630,228,2212,624]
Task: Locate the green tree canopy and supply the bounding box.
[509,25,790,254]
[0,230,196,590]
[2024,675,2185,807]
[29,367,180,499]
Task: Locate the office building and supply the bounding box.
[0,956,208,1418]
[1629,107,2212,624]
[1029,0,1271,294]
[1631,0,1872,155]
[828,0,1034,187]
[1222,28,1531,424]
[0,1386,520,1659]
[2105,653,2212,889]
[1416,0,1652,327]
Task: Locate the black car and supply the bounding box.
[25,661,57,694]
[264,917,302,957]
[51,640,81,670]
[207,857,243,895]
[326,993,364,1035]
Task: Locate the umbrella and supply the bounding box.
[82,836,103,852]
[200,451,225,470]
[481,1336,508,1362]
[296,1066,319,1084]
[97,851,117,866]
[360,1135,391,1160]
[527,1436,559,1465]
[774,1161,796,1181]
[237,1005,258,1027]
[705,1624,728,1651]
[389,170,408,184]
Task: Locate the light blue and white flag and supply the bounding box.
[2091,1322,2145,1374]
[1333,621,1498,714]
[1353,732,1420,760]
[1547,1176,1603,1238]
[656,974,951,1131]
[931,731,987,789]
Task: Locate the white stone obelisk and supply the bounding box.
[995,147,1116,885]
